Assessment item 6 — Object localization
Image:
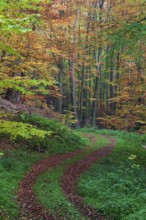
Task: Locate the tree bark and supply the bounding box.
[58,62,63,113]
[70,8,80,126]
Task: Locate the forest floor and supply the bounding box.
[0,139,15,151]
[0,129,146,220]
[18,135,115,220]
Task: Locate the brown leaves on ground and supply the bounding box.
[18,136,116,220]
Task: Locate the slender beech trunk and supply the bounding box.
[79,64,85,125]
[114,52,120,112]
[58,62,63,113]
[109,61,115,114]
[85,66,90,125]
[92,0,105,126]
[70,8,80,126]
[92,48,102,127]
[92,76,99,127]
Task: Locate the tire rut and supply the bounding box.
[60,137,116,220]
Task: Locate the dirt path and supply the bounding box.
[61,137,116,220]
[0,140,15,151]
[18,136,116,220]
[18,148,83,220]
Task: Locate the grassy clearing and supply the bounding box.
[34,132,108,220]
[77,129,146,220]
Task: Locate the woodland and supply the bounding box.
[0,0,146,220]
[1,0,146,131]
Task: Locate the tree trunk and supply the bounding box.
[92,47,102,127]
[109,62,115,114]
[5,89,21,103]
[58,62,63,113]
[70,8,80,127]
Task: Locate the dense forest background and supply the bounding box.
[1,2,146,219]
[1,0,146,134]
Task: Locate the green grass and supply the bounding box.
[74,129,109,149]
[2,126,145,220]
[77,130,146,220]
[0,148,46,220]
[34,133,108,220]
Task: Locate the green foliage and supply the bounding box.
[19,113,83,152]
[109,20,146,55]
[0,112,84,153]
[0,120,52,141]
[0,42,20,56]
[0,78,55,94]
[77,130,146,220]
[60,109,78,127]
[0,0,42,37]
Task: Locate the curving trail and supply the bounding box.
[60,137,116,220]
[18,136,116,220]
[18,149,83,220]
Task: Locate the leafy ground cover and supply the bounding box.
[34,133,108,220]
[77,129,146,220]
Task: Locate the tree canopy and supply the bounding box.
[1,0,146,134]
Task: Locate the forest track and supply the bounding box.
[18,148,83,220]
[61,137,115,220]
[18,136,116,220]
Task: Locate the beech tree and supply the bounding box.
[0,0,55,139]
[1,0,146,132]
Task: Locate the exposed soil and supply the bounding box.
[18,136,116,220]
[60,137,116,220]
[0,139,15,151]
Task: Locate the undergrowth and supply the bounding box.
[77,129,146,220]
[19,113,84,152]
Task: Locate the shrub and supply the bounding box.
[19,113,83,153]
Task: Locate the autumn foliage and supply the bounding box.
[1,0,146,132]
